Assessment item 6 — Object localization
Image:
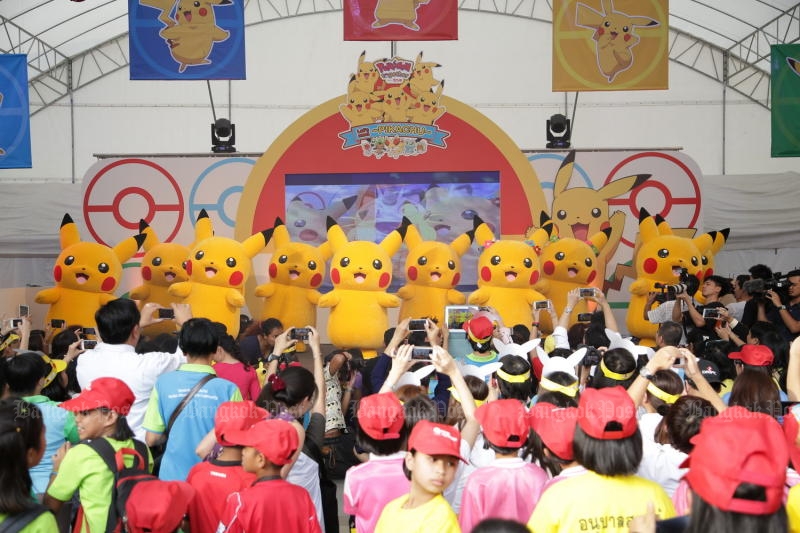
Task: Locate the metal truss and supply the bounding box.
[17,0,800,115]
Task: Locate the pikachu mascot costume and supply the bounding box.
[35,214,145,331]
[626,209,710,346]
[254,217,332,329]
[467,216,552,329]
[318,216,407,355]
[397,217,475,324]
[168,210,272,337]
[129,219,190,336]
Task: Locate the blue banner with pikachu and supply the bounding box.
[129,0,246,80]
[0,54,32,169]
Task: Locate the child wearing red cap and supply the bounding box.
[185,401,264,533]
[528,386,675,532]
[527,401,584,488]
[461,316,500,367]
[459,399,548,532]
[343,392,410,532]
[216,418,321,533]
[44,377,152,533]
[375,420,463,533]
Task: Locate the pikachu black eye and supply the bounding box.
[658,249,669,258]
[523,258,533,268]
[701,256,708,266]
[278,255,288,264]
[308,260,317,270]
[373,259,383,270]
[591,208,601,218]
[98,263,109,274]
[491,256,501,266]
[604,21,610,27]
[340,257,350,267]
[65,256,75,266]
[557,210,567,220]
[417,256,428,266]
[181,261,188,270]
[691,256,699,266]
[622,25,629,32]
[226,257,237,268]
[585,257,593,267]
[195,250,204,260]
[152,257,162,266]
[447,260,456,270]
[555,252,565,261]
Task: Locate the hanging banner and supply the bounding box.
[771,44,800,158]
[129,0,246,80]
[552,0,669,91]
[343,0,457,41]
[0,54,32,169]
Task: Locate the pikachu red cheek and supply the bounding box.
[587,270,597,284]
[101,277,116,292]
[379,273,390,288]
[331,268,341,285]
[543,261,555,276]
[310,273,322,288]
[407,266,418,281]
[452,273,460,286]
[185,261,193,276]
[229,272,244,286]
[624,34,631,42]
[54,265,62,282]
[142,266,152,281]
[704,268,713,279]
[529,271,540,285]
[643,258,658,274]
[199,7,208,16]
[481,266,492,282]
[269,264,278,278]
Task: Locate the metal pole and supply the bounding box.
[722,51,728,174]
[69,59,75,184]
[207,80,217,122]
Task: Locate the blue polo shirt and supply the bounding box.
[23,395,80,494]
[143,364,241,481]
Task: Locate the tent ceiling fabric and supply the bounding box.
[2,0,799,68]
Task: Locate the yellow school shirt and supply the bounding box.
[528,471,675,533]
[375,494,460,533]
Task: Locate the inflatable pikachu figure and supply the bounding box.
[317,216,407,355]
[534,211,612,332]
[397,217,475,324]
[129,219,190,337]
[626,209,707,346]
[254,217,332,329]
[467,216,552,329]
[168,210,272,337]
[35,214,145,331]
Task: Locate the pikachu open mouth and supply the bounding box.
[571,223,589,241]
[165,272,176,282]
[354,273,367,283]
[205,267,217,278]
[568,267,579,278]
[183,11,192,22]
[672,267,683,277]
[289,270,300,280]
[75,273,89,285]
[505,271,517,282]
[430,272,442,282]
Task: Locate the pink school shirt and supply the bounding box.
[343,453,410,533]
[459,457,549,532]
[213,362,262,401]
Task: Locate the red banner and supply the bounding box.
[343,0,458,41]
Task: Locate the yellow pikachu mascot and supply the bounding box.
[468,216,552,329]
[254,217,332,329]
[534,212,612,332]
[169,209,272,337]
[35,214,145,330]
[693,225,730,305]
[318,216,407,355]
[129,219,191,336]
[626,208,708,346]
[397,216,475,324]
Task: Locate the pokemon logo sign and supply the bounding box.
[339,52,450,160]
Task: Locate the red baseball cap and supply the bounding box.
[214,401,268,447]
[60,377,135,415]
[225,419,299,466]
[475,399,529,449]
[577,386,637,440]
[528,402,579,460]
[682,406,787,515]
[126,480,195,533]
[357,392,405,441]
[728,344,774,366]
[408,420,465,462]
[783,406,800,473]
[464,316,494,342]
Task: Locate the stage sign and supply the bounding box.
[771,44,800,158]
[0,54,32,169]
[129,0,246,80]
[343,0,457,41]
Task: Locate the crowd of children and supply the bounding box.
[2,264,800,532]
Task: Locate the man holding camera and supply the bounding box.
[759,270,800,342]
[672,275,742,340]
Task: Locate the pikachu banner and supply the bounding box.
[0,54,32,169]
[129,0,246,80]
[771,44,800,157]
[552,0,669,91]
[343,0,457,40]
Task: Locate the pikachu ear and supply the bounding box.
[588,227,612,255]
[326,217,349,252]
[711,228,730,254]
[552,151,576,196]
[527,220,553,249]
[638,208,659,242]
[138,220,159,252]
[472,215,496,246]
[243,228,273,259]
[195,209,214,242]
[380,221,406,256]
[597,174,650,201]
[693,232,714,255]
[451,227,474,257]
[59,214,81,249]
[654,213,673,235]
[273,221,291,248]
[403,218,422,250]
[114,233,146,263]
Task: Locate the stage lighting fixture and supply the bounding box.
[546,113,571,149]
[211,118,236,153]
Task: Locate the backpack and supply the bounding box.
[0,504,50,533]
[74,438,153,533]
